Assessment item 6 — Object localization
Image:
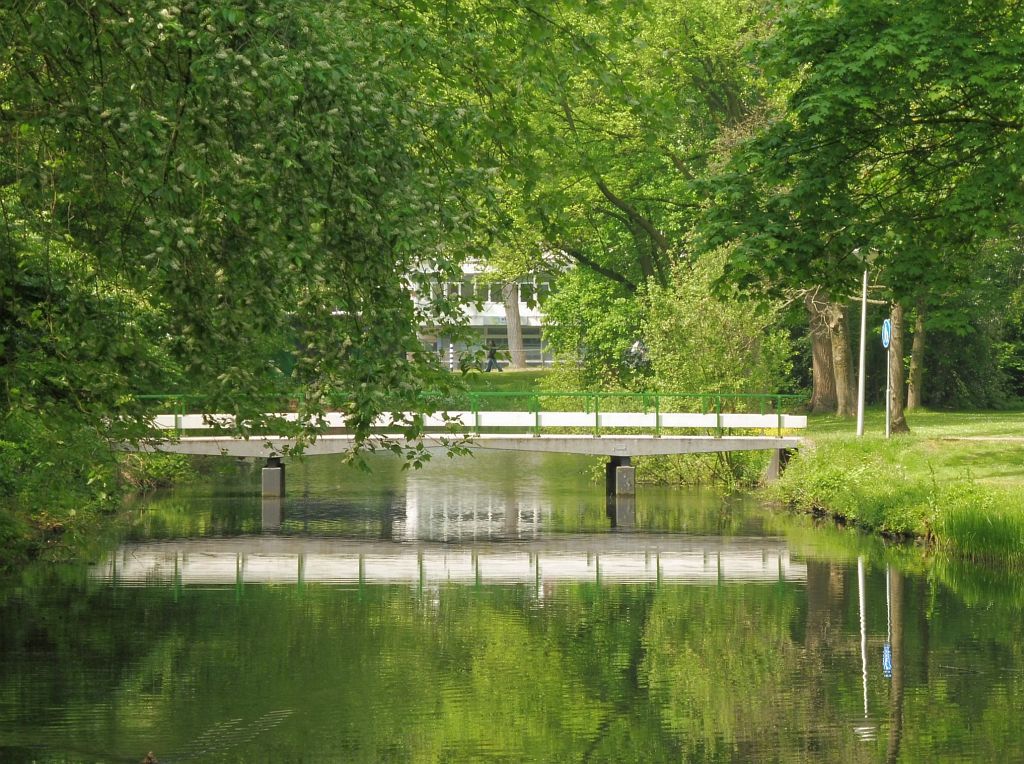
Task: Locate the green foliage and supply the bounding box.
[541,269,643,388]
[449,0,770,292]
[623,250,796,486]
[2,0,490,430]
[695,0,1024,418]
[643,249,794,397]
[1,0,504,558]
[996,280,1024,399]
[936,483,1024,565]
[636,451,769,490]
[0,508,31,569]
[925,322,1013,409]
[117,453,196,492]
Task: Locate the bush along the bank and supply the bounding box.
[637,450,771,490]
[0,409,195,572]
[769,437,1024,564]
[118,452,196,492]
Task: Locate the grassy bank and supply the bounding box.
[771,409,1024,564]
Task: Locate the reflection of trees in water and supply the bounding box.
[886,568,905,763]
[20,462,1024,764]
[8,555,1024,760]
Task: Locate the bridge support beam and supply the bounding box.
[262,456,285,498]
[605,456,635,496]
[764,448,793,483]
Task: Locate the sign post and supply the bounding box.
[881,318,892,439]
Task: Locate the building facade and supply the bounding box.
[417,262,554,369]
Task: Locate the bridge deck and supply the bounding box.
[135,432,802,458]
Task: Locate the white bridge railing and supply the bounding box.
[152,410,807,434]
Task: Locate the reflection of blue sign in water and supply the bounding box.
[881,319,892,349]
[883,642,892,678]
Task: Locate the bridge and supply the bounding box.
[130,391,805,498]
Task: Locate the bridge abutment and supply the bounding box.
[262,497,283,529]
[607,494,636,528]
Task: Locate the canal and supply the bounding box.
[2,451,1023,761]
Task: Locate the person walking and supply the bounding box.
[484,341,501,372]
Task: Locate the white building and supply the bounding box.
[417,261,554,368]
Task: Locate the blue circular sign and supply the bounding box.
[881,319,892,349]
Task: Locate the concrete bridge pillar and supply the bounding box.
[261,497,283,530]
[605,456,635,496]
[262,456,285,498]
[607,494,636,528]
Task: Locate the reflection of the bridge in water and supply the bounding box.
[100,467,806,587]
[274,467,631,541]
[401,477,548,541]
[270,470,557,541]
[93,535,805,587]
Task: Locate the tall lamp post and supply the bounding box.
[856,257,869,437]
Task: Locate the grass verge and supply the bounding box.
[770,408,1024,565]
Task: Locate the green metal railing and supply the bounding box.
[136,390,805,438]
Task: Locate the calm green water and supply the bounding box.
[3,451,1024,762]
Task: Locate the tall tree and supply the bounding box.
[888,302,910,434]
[703,0,1024,423]
[1,1,491,448]
[437,0,770,293]
[434,0,774,380]
[501,281,527,369]
[804,289,838,413]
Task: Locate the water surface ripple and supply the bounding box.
[2,451,1022,762]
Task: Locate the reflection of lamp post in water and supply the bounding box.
[854,556,877,740]
[883,566,892,678]
[859,557,869,715]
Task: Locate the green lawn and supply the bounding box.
[776,407,1024,563]
[808,407,1024,439]
[805,408,1024,487]
[461,369,552,394]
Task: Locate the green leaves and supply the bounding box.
[705,0,1024,303]
[2,0,494,435]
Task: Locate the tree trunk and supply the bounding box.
[805,288,837,414]
[502,281,527,369]
[907,307,926,411]
[826,302,856,417]
[886,568,905,764]
[888,302,910,434]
